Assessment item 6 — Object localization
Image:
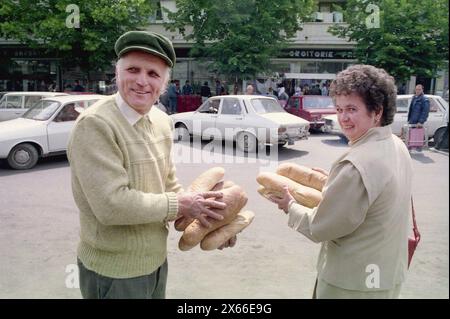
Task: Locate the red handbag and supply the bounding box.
[408,198,421,268]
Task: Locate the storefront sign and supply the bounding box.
[0,47,56,59]
[281,49,355,60]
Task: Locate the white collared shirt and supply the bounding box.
[115,93,148,126]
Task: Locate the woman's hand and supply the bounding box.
[268,186,295,214]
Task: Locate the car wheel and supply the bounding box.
[236,132,258,153]
[7,143,39,170]
[434,127,448,150]
[174,124,190,142]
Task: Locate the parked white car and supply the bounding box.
[0,94,105,170]
[323,94,448,140]
[170,95,310,152]
[0,91,68,121]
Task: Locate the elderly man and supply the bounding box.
[68,31,228,299]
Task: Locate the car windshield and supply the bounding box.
[303,96,334,109]
[22,100,61,121]
[250,98,285,114]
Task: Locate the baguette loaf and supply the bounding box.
[179,185,248,251]
[187,167,225,192]
[175,167,225,231]
[256,172,322,208]
[257,185,283,200]
[222,180,235,189]
[276,163,327,191]
[200,210,255,250]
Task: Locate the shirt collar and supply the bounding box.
[348,126,393,147]
[115,93,150,126]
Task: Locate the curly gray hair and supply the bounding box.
[329,64,397,126]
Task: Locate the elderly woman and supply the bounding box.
[269,65,413,298]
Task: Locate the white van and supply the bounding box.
[0,92,68,121]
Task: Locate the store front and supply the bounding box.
[266,48,356,96]
[0,47,61,92]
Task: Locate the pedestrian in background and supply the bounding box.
[200,81,212,103]
[73,80,85,92]
[168,80,178,114]
[321,83,329,96]
[408,84,430,128]
[182,80,193,95]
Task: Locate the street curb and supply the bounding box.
[429,147,449,155]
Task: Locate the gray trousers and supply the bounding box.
[77,258,168,299]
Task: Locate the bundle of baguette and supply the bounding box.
[256,163,328,208]
[175,167,255,251]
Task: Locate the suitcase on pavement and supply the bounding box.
[402,124,428,150]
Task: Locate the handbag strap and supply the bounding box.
[411,197,421,242]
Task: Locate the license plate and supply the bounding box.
[287,127,299,135]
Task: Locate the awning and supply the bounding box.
[284,73,337,80]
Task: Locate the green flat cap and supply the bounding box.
[115,31,176,67]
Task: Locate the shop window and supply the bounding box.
[318,62,344,74]
[300,61,318,73]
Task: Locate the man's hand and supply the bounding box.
[177,191,226,228]
[268,186,295,214]
[417,123,423,128]
[217,235,237,250]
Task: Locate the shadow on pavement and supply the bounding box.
[0,155,69,177]
[321,137,349,148]
[409,151,435,164]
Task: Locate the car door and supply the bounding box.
[392,97,411,135]
[46,101,84,151]
[426,97,445,137]
[192,99,221,140]
[285,97,300,116]
[214,97,245,141]
[0,95,24,121]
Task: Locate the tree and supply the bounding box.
[165,0,315,81]
[0,0,157,77]
[329,0,449,82]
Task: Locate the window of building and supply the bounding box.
[149,1,163,22]
[318,62,344,74]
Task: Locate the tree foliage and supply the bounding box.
[0,0,157,73]
[329,0,449,82]
[166,0,315,80]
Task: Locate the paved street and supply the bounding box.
[0,133,448,299]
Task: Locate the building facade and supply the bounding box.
[0,0,447,98]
